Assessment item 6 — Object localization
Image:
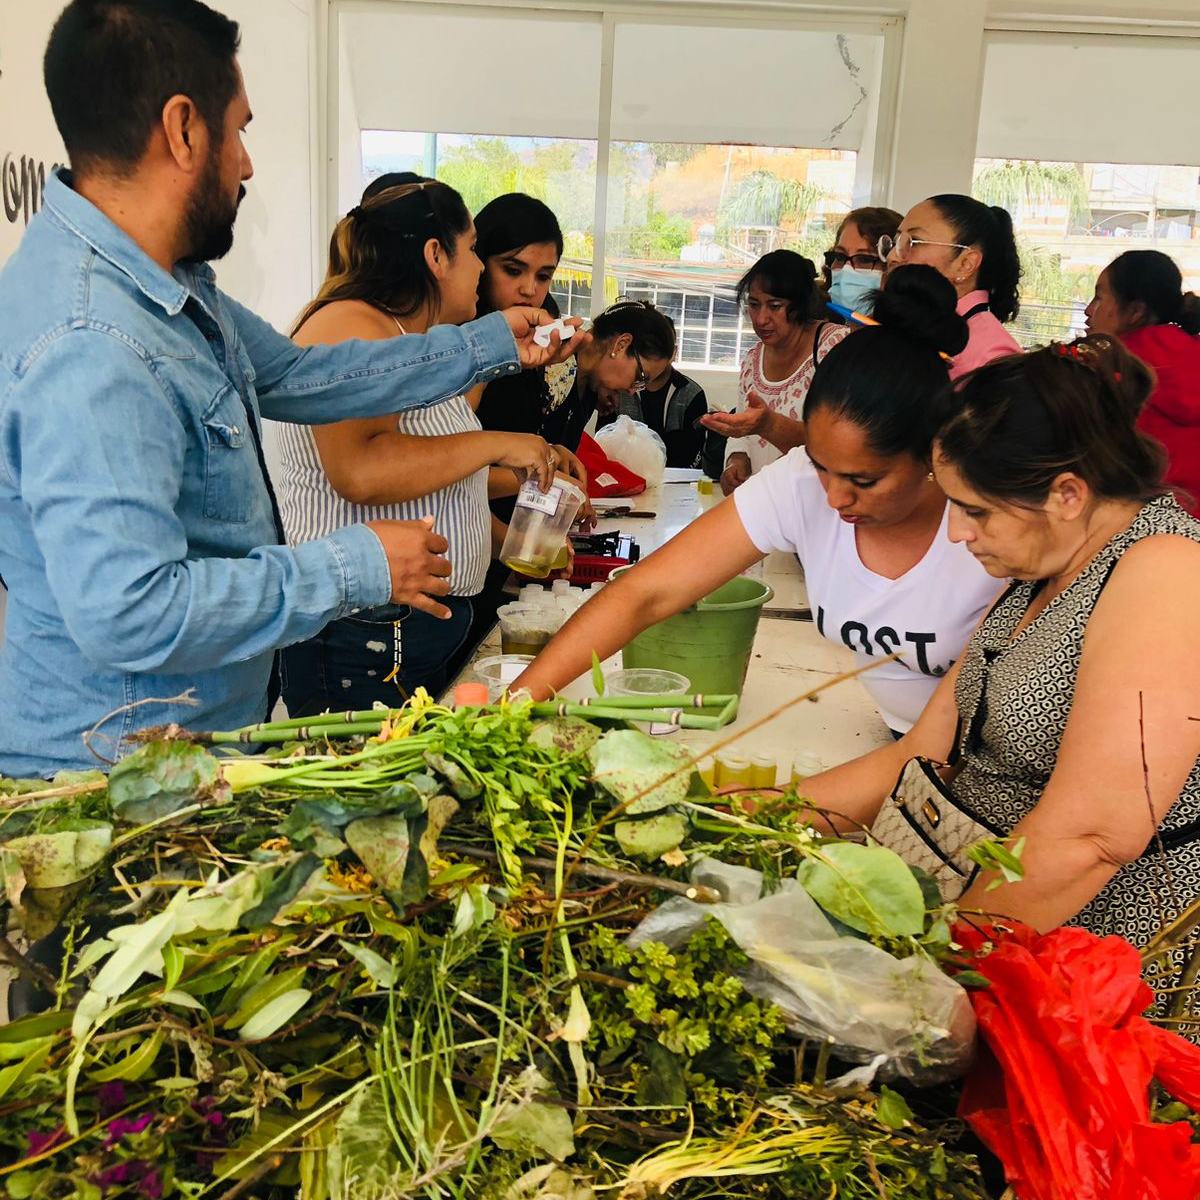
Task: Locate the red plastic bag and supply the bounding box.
[956,920,1200,1200]
[576,432,645,498]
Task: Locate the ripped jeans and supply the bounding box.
[279,596,474,717]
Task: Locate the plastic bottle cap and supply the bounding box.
[454,683,490,707]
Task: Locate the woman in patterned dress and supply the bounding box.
[702,250,852,494]
[799,335,1200,956]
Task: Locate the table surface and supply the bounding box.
[456,472,892,777]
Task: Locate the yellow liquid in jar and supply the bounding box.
[501,637,551,657]
[749,757,777,788]
[504,544,570,579]
[715,754,752,787]
[697,760,718,790]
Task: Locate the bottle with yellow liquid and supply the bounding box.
[503,542,570,580]
[749,755,778,789]
[714,753,752,787]
[499,476,586,577]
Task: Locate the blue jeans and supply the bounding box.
[280,596,474,717]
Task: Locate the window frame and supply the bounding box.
[325,0,901,330]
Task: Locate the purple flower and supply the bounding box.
[95,1162,135,1189]
[96,1081,128,1115]
[26,1125,67,1156]
[204,1111,225,1127]
[136,1169,163,1199]
[104,1113,154,1148]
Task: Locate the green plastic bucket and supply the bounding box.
[620,576,774,698]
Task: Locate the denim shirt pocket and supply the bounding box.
[202,387,254,523]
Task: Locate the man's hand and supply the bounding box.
[701,392,773,439]
[503,308,590,368]
[365,516,453,618]
[493,433,558,492]
[720,452,752,495]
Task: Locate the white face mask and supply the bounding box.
[829,266,882,314]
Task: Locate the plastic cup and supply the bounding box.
[496,601,561,657]
[500,474,587,579]
[473,653,535,701]
[604,667,690,736]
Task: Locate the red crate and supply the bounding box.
[568,554,633,585]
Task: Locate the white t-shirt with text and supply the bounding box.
[733,449,1002,731]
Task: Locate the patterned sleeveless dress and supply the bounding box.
[951,495,1200,962]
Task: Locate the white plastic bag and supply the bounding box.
[627,856,975,1085]
[594,416,667,491]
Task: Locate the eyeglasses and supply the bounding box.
[878,232,970,261]
[629,347,648,393]
[823,249,883,271]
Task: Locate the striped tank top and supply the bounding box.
[276,318,491,596]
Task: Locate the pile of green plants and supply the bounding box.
[0,694,991,1200]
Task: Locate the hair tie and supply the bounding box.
[347,205,365,222]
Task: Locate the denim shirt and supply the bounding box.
[0,170,522,777]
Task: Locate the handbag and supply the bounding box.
[869,757,1000,901]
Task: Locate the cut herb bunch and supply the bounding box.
[0,691,988,1200]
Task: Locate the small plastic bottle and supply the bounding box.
[551,579,571,597]
[715,753,752,787]
[791,750,822,786]
[749,754,778,789]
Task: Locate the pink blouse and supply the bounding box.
[949,289,1021,380]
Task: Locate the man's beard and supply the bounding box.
[180,151,244,265]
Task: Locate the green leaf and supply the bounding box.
[237,987,311,1041]
[430,861,479,887]
[79,890,190,1032]
[635,1040,688,1107]
[0,1039,53,1101]
[328,1081,404,1200]
[491,1100,575,1161]
[162,941,185,992]
[0,1010,71,1043]
[91,1028,164,1082]
[239,854,321,930]
[591,650,606,697]
[422,752,482,800]
[160,989,208,1011]
[797,842,926,938]
[590,730,694,815]
[954,970,992,989]
[876,1085,913,1130]
[615,813,689,860]
[2,821,112,888]
[452,884,496,938]
[528,716,601,756]
[6,1171,43,1200]
[338,939,399,988]
[226,965,309,1031]
[345,816,411,895]
[108,741,227,824]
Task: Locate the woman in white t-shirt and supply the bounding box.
[701,250,852,493]
[514,266,1003,734]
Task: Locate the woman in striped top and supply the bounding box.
[276,179,563,714]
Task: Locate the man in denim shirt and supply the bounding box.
[0,0,579,777]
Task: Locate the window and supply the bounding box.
[341,4,894,368]
[976,30,1200,347]
[972,158,1200,348]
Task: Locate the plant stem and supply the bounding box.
[441,843,720,903]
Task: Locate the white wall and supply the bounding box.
[0,0,322,647]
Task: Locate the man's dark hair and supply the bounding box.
[44,0,241,177]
